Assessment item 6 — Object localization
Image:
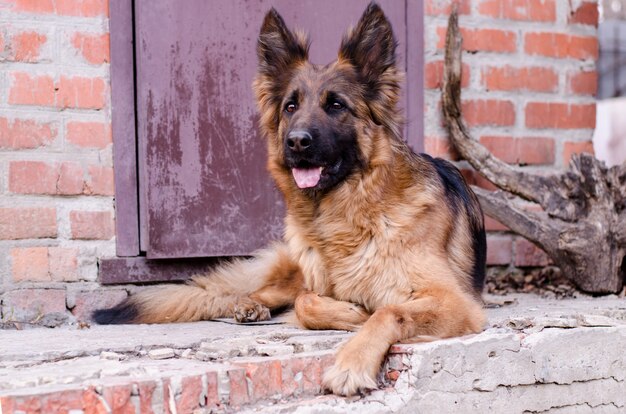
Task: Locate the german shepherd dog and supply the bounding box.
[95,3,486,396]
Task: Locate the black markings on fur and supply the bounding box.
[423,154,487,292]
[92,300,140,325]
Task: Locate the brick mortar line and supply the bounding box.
[0,16,110,27]
[0,194,114,206]
[0,22,110,35]
[0,151,110,162]
[0,63,110,78]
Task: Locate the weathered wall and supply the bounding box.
[0,0,600,323]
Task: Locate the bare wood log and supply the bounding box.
[441,8,625,293]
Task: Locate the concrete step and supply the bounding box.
[1,294,625,413]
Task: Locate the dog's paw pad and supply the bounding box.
[233,301,271,323]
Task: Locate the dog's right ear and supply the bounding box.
[257,8,309,79]
[254,9,309,135]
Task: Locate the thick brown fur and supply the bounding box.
[94,3,486,397]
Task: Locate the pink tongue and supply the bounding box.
[292,167,323,189]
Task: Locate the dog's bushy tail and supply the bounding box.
[93,245,290,324]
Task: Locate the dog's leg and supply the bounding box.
[322,284,485,396]
[93,243,304,324]
[294,292,371,331]
[233,262,305,323]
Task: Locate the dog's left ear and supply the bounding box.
[254,8,309,134]
[339,2,398,90]
[257,8,309,79]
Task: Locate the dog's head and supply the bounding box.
[253,3,402,195]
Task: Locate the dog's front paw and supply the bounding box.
[322,356,377,396]
[233,300,271,323]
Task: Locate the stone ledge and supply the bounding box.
[0,294,625,413]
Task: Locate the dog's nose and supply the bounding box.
[286,130,312,152]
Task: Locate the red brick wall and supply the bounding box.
[0,1,599,322]
[424,0,598,269]
[0,0,124,323]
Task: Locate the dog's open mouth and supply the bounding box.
[291,160,343,189]
[292,166,323,188]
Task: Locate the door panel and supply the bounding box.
[135,0,409,259]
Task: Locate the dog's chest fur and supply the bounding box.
[286,190,427,312]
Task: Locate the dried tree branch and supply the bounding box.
[441,8,625,293]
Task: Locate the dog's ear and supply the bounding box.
[257,8,309,79]
[339,2,397,88]
[254,9,309,134]
[338,3,402,135]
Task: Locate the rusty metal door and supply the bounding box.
[133,0,417,259]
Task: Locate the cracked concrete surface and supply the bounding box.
[1,294,625,413]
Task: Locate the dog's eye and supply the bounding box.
[330,101,344,111]
[285,103,297,113]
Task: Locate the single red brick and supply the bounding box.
[423,136,459,160]
[0,207,57,240]
[0,289,67,322]
[71,32,110,65]
[58,162,86,195]
[487,235,513,265]
[49,247,79,282]
[11,31,47,62]
[437,27,517,53]
[86,165,115,196]
[8,72,55,106]
[12,0,55,14]
[9,160,57,194]
[14,0,108,17]
[425,0,471,15]
[66,121,112,148]
[479,136,555,165]
[562,140,595,165]
[56,0,109,17]
[524,32,598,60]
[569,1,598,26]
[11,247,50,282]
[57,76,107,110]
[478,0,556,22]
[82,386,110,414]
[425,60,470,90]
[235,359,282,401]
[483,66,558,93]
[0,117,57,149]
[102,384,135,414]
[300,356,324,394]
[205,372,220,408]
[176,376,205,413]
[462,99,516,127]
[568,70,597,96]
[525,102,596,129]
[137,381,158,414]
[515,238,550,267]
[70,210,115,240]
[227,368,250,407]
[281,355,324,397]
